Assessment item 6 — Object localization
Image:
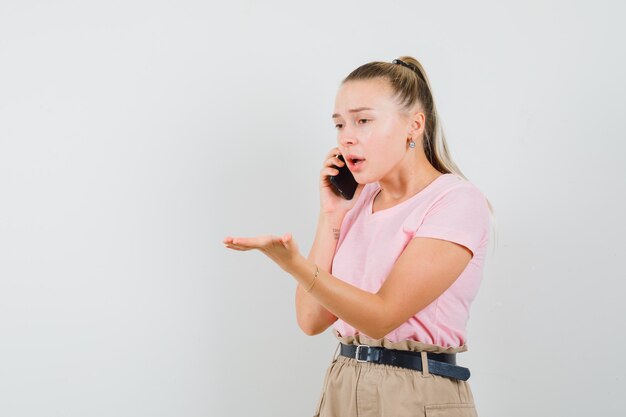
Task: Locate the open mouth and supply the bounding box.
[349,157,366,166]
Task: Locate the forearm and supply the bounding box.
[295,212,344,334]
[307,211,343,270]
[290,253,388,340]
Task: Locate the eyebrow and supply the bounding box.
[331,107,375,119]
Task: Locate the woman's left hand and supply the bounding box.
[222,232,304,273]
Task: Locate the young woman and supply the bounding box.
[223,56,494,417]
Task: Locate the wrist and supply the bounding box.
[286,253,316,288]
[285,251,308,276]
[319,210,347,226]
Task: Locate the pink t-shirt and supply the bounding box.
[331,173,491,348]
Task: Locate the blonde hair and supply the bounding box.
[342,56,497,252]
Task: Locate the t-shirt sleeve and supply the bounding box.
[410,185,491,256]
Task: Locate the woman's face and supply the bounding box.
[332,77,413,184]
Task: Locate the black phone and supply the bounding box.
[329,154,358,200]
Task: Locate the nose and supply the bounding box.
[338,128,358,148]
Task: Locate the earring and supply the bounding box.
[409,139,416,148]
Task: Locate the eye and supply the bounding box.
[358,119,370,124]
[334,123,343,129]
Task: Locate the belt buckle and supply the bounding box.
[355,344,370,362]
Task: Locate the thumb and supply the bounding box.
[281,233,293,247]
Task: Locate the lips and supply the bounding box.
[345,154,366,165]
[345,154,366,171]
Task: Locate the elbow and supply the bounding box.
[297,318,315,336]
[360,299,395,340]
[363,317,396,340]
[297,316,326,336]
[363,329,389,340]
[296,308,338,336]
[301,327,319,336]
[298,322,324,336]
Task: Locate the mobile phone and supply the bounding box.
[329,154,358,200]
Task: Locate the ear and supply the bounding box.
[407,110,426,139]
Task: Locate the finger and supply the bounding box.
[224,241,254,250]
[224,244,252,251]
[321,166,340,177]
[233,235,277,249]
[223,238,254,250]
[325,155,345,168]
[230,237,257,246]
[268,235,285,249]
[223,236,254,246]
[325,147,342,159]
[282,233,299,251]
[267,234,292,251]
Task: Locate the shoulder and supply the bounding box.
[431,175,489,212]
[410,175,491,254]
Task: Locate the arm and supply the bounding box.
[289,236,473,340]
[295,212,344,335]
[230,183,485,340]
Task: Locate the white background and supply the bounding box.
[1,1,624,416]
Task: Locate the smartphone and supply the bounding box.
[329,154,358,200]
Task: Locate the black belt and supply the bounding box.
[339,343,471,381]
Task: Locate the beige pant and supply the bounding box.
[313,331,478,417]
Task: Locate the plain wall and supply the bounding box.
[1,1,624,416]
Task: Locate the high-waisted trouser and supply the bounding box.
[313,330,478,417]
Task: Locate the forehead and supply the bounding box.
[333,78,397,115]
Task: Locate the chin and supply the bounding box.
[356,177,375,186]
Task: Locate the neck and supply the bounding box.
[376,152,441,201]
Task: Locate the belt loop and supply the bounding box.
[420,352,431,377]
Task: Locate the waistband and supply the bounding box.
[338,342,471,381]
[333,329,468,354]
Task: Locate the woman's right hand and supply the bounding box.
[319,147,365,216]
